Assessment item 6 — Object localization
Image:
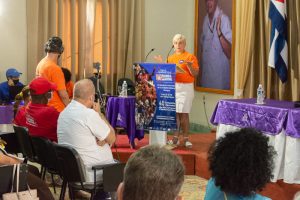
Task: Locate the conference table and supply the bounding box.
[211,98,300,184]
[105,96,144,148]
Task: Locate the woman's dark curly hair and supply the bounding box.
[208,128,276,196]
[61,67,72,83]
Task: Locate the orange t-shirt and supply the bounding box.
[66,81,74,98]
[36,58,66,112]
[168,51,199,83]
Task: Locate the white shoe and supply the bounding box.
[184,140,192,148]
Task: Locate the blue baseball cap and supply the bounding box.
[6,68,22,78]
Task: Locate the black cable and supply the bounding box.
[203,95,212,130]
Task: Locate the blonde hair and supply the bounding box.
[172,34,186,44]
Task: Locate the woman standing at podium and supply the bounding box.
[156,34,199,148]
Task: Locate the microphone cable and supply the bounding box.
[203,95,213,130]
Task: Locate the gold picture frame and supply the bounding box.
[194,0,235,95]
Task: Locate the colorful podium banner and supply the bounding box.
[134,63,177,131]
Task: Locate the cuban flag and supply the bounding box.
[268,0,288,83]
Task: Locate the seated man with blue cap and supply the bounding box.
[0,68,24,104]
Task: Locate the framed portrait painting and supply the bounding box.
[194,0,235,94]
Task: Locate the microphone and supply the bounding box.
[145,48,155,62]
[166,45,174,63]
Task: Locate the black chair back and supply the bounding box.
[13,125,36,162]
[0,133,20,154]
[30,136,58,172]
[0,164,28,195]
[54,143,85,183]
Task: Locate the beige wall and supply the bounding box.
[145,0,195,61]
[145,0,233,127]
[0,0,27,84]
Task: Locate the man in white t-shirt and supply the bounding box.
[57,79,115,182]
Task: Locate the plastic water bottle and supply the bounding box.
[122,81,128,97]
[257,84,265,104]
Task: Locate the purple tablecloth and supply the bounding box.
[285,108,300,138]
[0,105,14,124]
[210,98,296,136]
[106,96,144,147]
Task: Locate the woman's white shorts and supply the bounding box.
[175,83,194,113]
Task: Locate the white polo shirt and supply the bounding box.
[57,100,114,182]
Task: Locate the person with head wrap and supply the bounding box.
[36,36,70,112]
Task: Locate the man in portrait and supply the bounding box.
[199,0,232,90]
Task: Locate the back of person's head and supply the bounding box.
[208,128,275,196]
[119,145,185,200]
[44,36,64,54]
[61,67,72,83]
[73,79,95,101]
[29,77,57,104]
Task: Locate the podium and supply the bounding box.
[134,63,177,145]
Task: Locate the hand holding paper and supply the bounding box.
[176,65,186,73]
[180,60,198,77]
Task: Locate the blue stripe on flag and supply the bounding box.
[274,32,286,63]
[275,55,288,83]
[268,0,288,83]
[270,24,275,44]
[269,1,287,37]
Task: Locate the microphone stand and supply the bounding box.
[94,62,105,113]
[166,45,174,63]
[145,48,155,62]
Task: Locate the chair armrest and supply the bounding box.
[92,162,125,192]
[92,162,122,171]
